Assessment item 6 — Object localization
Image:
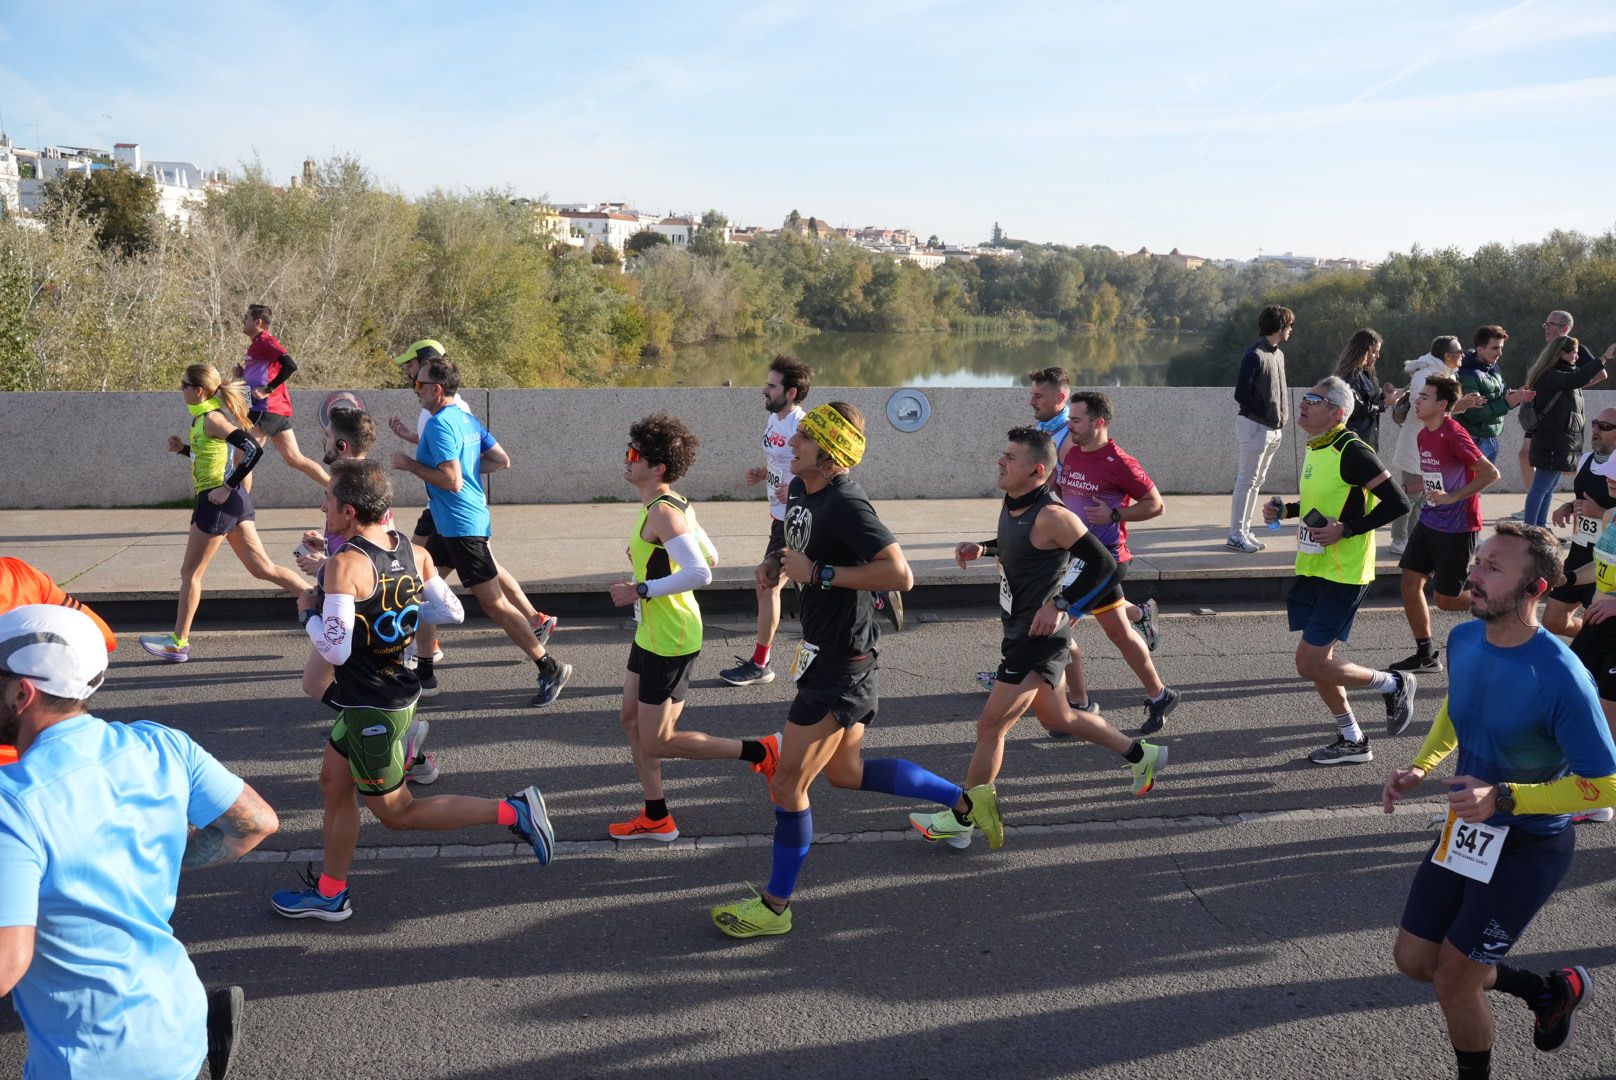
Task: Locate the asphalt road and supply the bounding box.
[4,602,1615,1079]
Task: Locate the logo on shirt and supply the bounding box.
[764,433,788,449]
[784,504,813,552]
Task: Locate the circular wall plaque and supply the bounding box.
[886,388,931,433]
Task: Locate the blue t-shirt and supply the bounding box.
[1445,621,1616,835]
[0,714,243,1080]
[417,405,492,538]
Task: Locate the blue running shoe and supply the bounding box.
[271,864,352,922]
[507,785,556,865]
[531,660,573,707]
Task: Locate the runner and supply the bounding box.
[1389,373,1500,673]
[1384,521,1615,1079]
[606,414,781,841]
[1545,405,1616,638]
[139,363,307,663]
[1262,376,1414,765]
[907,427,1168,851]
[388,358,572,706]
[1055,391,1180,732]
[236,303,330,487]
[0,604,278,1080]
[386,340,557,680]
[721,355,810,686]
[710,403,984,938]
[271,460,556,921]
[0,557,117,767]
[1562,451,1616,822]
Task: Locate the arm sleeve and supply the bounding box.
[307,592,355,665]
[1337,441,1409,535]
[418,575,465,624]
[262,353,298,392]
[1059,529,1122,612]
[642,532,714,597]
[223,428,264,488]
[1412,697,1459,773]
[1511,666,1616,815]
[0,800,42,928]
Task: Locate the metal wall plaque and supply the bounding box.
[886,388,931,432]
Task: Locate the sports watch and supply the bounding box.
[1110,508,1122,524]
[1051,595,1072,612]
[818,563,836,588]
[635,582,649,599]
[1494,782,1515,815]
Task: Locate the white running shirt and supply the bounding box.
[763,407,803,522]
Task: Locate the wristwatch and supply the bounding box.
[1494,782,1515,815]
[818,563,837,588]
[1110,508,1122,524]
[635,582,650,599]
[299,608,319,626]
[1051,595,1071,612]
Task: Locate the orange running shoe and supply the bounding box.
[607,812,679,842]
[751,733,781,782]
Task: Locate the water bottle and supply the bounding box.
[1266,496,1284,532]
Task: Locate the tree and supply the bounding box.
[590,241,621,267]
[624,229,670,257]
[927,234,941,249]
[690,210,729,259]
[39,165,160,252]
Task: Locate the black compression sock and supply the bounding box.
[1491,963,1548,1005]
[953,793,973,826]
[1415,637,1433,658]
[1122,741,1145,764]
[739,740,767,765]
[1454,1048,1490,1079]
[537,654,559,679]
[644,799,669,821]
[416,657,435,679]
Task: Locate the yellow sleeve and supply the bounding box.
[1412,697,1458,773]
[1512,774,1616,816]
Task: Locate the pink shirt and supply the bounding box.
[1058,440,1155,562]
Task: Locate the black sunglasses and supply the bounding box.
[1592,420,1616,432]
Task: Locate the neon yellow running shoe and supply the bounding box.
[711,886,792,939]
[909,808,973,849]
[1130,740,1168,796]
[965,783,1003,849]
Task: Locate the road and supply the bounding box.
[4,602,1614,1079]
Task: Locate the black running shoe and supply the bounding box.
[1388,650,1442,673]
[1308,737,1372,765]
[1140,687,1180,736]
[207,985,245,1080]
[1533,965,1593,1052]
[532,661,573,707]
[1384,671,1417,736]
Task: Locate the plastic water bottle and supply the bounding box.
[1266,496,1284,532]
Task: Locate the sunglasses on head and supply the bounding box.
[625,445,642,463]
[1593,420,1616,432]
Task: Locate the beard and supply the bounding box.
[0,695,19,747]
[764,392,789,413]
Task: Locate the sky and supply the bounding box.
[2,0,1613,261]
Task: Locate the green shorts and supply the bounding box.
[329,703,416,796]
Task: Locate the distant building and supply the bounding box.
[652,215,696,247]
[0,135,19,217]
[1134,245,1207,270]
[1255,251,1323,272]
[560,208,642,253]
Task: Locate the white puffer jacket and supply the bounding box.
[1391,353,1453,475]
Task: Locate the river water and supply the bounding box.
[619,331,1201,388]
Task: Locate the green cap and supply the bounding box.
[393,339,444,367]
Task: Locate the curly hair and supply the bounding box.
[629,412,700,483]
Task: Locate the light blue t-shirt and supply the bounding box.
[418,404,492,538]
[0,714,244,1080]
[1445,621,1616,835]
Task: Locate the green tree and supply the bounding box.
[590,242,621,266]
[39,165,160,252]
[624,229,670,257]
[690,210,729,259]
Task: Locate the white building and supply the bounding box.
[651,215,694,247]
[0,136,19,218]
[11,141,224,227]
[560,208,644,254]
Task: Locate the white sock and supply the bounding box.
[1366,670,1398,695]
[1335,711,1364,743]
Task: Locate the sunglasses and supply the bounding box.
[625,445,642,463]
[1593,421,1616,432]
[1301,393,1327,405]
[413,380,440,391]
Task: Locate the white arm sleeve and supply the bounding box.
[419,575,465,624]
[307,593,355,665]
[642,532,715,597]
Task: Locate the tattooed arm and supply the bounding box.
[183,781,279,869]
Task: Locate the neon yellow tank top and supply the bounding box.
[631,492,704,656]
[1296,426,1378,586]
[188,398,229,493]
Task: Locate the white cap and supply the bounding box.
[0,605,108,700]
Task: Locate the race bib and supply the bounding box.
[767,467,782,491]
[998,564,1013,614]
[1420,470,1444,495]
[1297,525,1324,555]
[789,641,820,682]
[1432,810,1509,884]
[1575,514,1602,546]
[1596,547,1616,592]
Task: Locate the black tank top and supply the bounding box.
[1566,453,1616,570]
[997,489,1069,642]
[322,532,422,710]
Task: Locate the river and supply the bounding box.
[616,331,1202,388]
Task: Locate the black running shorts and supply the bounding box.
[191,486,255,537]
[788,662,879,729]
[627,643,699,705]
[247,409,293,437]
[996,634,1070,689]
[425,534,498,588]
[1398,523,1477,598]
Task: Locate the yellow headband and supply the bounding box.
[798,404,866,470]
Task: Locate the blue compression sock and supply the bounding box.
[766,806,813,900]
[860,758,964,808]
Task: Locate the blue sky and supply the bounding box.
[3,0,1613,260]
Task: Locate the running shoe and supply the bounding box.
[1129,740,1168,795]
[417,671,440,697]
[1133,597,1160,652]
[531,661,572,707]
[1384,671,1417,736]
[401,640,445,668]
[271,865,352,922]
[1309,737,1373,765]
[206,986,244,1080]
[506,785,555,865]
[530,612,557,647]
[720,657,775,686]
[711,886,792,939]
[1533,965,1593,1052]
[1572,806,1614,824]
[909,808,973,849]
[608,811,680,842]
[977,671,998,691]
[1225,533,1264,553]
[1140,687,1180,736]
[751,733,781,782]
[1388,650,1442,673]
[965,782,1004,849]
[404,753,439,785]
[875,590,904,632]
[139,633,190,663]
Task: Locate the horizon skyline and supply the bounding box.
[3,0,1614,262]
